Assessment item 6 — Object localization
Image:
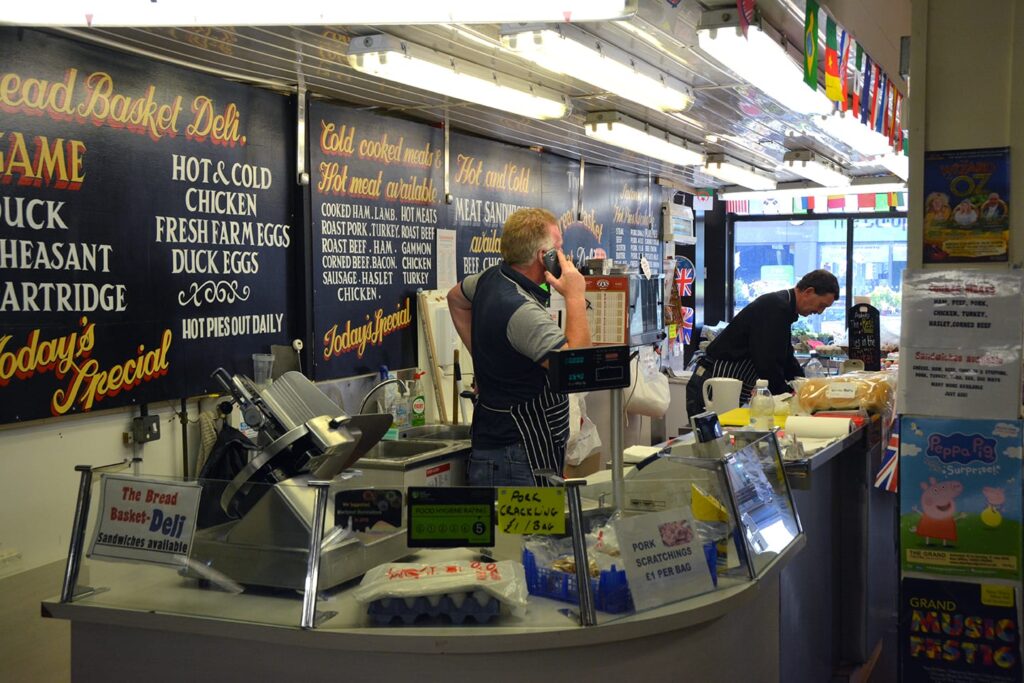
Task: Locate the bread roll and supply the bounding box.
[795,374,894,414]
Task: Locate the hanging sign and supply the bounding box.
[848,303,881,371]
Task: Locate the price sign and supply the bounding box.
[406,487,495,548]
[496,487,565,535]
[848,303,881,371]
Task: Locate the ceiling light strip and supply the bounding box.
[584,111,705,167]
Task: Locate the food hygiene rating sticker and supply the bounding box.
[89,474,201,566]
[406,487,495,548]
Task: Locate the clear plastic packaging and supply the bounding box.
[352,560,529,618]
[792,371,896,415]
[804,352,825,378]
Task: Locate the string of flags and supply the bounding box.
[725,191,907,215]
[804,1,906,154]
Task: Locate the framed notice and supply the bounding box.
[922,147,1009,263]
[898,270,1023,419]
[89,475,201,566]
[899,417,1022,581]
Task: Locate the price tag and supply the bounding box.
[406,487,495,548]
[496,487,566,535]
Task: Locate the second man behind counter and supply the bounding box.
[686,269,840,418]
[447,208,592,487]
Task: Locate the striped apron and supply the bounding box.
[480,378,570,487]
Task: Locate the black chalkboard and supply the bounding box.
[848,303,882,371]
[308,102,442,379]
[0,28,296,423]
[448,132,543,281]
[578,164,664,274]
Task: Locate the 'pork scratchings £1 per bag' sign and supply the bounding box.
[89,475,201,566]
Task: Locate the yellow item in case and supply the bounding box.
[718,407,786,429]
[691,483,729,522]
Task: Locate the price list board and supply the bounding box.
[0,28,296,422]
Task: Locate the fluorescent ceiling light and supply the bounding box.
[1,1,636,26]
[813,111,892,156]
[501,24,694,112]
[696,11,832,116]
[876,153,909,180]
[719,175,906,201]
[704,154,777,191]
[584,112,705,167]
[347,34,570,121]
[783,150,850,187]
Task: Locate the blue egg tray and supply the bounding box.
[366,593,501,625]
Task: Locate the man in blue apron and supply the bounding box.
[686,269,839,418]
[448,208,591,486]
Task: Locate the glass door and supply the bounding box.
[852,216,907,348]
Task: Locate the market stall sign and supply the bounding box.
[496,487,565,535]
[406,487,495,548]
[89,475,201,566]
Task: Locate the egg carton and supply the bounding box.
[366,590,501,625]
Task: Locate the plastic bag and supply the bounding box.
[566,393,601,466]
[625,346,670,417]
[793,370,896,415]
[351,560,528,616]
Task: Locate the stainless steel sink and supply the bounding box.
[358,439,446,459]
[399,424,472,441]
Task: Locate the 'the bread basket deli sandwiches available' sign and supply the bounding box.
[922,147,1010,264]
[310,102,441,378]
[0,28,296,422]
[447,133,542,280]
[899,417,1022,581]
[898,271,1023,419]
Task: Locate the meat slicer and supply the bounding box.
[188,369,407,591]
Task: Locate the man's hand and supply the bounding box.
[543,250,585,301]
[545,251,591,349]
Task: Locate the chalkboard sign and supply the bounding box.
[579,164,664,273]
[0,28,296,423]
[848,303,881,371]
[448,132,542,281]
[309,102,442,378]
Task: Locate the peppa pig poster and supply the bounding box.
[900,416,1022,581]
[922,147,1010,264]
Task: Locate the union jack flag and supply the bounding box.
[676,261,695,298]
[681,306,694,344]
[873,421,899,493]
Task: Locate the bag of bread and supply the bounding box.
[793,371,895,415]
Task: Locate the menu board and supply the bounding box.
[0,28,295,423]
[579,164,663,273]
[848,303,881,371]
[898,270,1023,419]
[447,132,542,280]
[309,102,442,378]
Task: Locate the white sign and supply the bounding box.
[435,228,458,292]
[899,270,1023,418]
[89,475,201,566]
[614,507,715,611]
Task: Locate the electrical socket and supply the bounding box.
[131,415,161,444]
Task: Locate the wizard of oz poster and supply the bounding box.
[900,417,1022,581]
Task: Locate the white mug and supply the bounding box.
[701,377,742,414]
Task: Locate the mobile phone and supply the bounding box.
[542,248,562,278]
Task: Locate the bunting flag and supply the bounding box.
[857,193,876,209]
[874,422,899,493]
[875,72,888,132]
[874,193,889,211]
[855,42,863,71]
[827,194,845,211]
[839,30,851,110]
[803,0,820,89]
[725,199,749,214]
[825,17,842,101]
[859,55,872,124]
[890,90,900,147]
[737,0,756,38]
[680,306,694,344]
[868,63,881,127]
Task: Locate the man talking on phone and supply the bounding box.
[448,208,591,486]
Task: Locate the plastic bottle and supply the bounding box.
[410,371,427,427]
[749,379,775,431]
[804,351,826,378]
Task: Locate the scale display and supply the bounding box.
[547,345,631,393]
[406,487,495,548]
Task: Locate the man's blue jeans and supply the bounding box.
[467,442,535,487]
